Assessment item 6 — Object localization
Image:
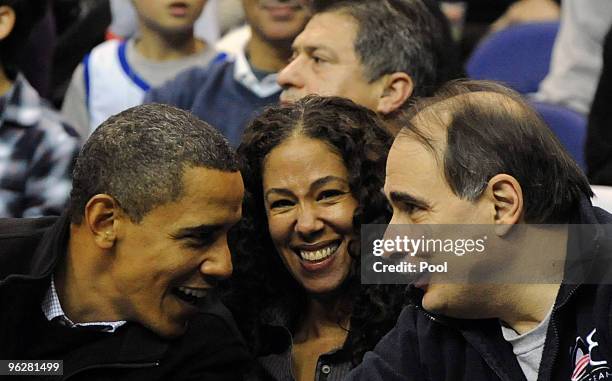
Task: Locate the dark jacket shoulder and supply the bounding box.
[0,216,58,281]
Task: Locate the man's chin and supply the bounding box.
[146,319,190,339]
[422,290,477,319]
[421,288,448,315]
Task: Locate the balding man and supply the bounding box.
[347,80,612,381]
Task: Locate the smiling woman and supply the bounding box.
[224,96,409,381]
[263,136,358,295]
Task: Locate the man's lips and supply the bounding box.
[260,0,303,7]
[413,272,431,291]
[279,91,299,104]
[261,1,304,18]
[172,286,210,307]
[169,2,189,17]
[266,6,298,18]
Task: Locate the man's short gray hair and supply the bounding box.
[70,103,238,224]
[312,0,454,100]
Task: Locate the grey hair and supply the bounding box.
[311,0,447,100]
[70,103,238,224]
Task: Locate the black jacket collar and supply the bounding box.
[0,212,172,369]
[30,212,71,279]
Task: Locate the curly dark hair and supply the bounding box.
[223,95,409,365]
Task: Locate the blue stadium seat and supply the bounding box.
[531,101,587,171]
[466,22,559,94]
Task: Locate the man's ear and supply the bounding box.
[376,72,414,115]
[485,174,524,236]
[0,6,15,41]
[84,194,121,249]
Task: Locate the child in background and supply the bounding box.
[0,0,80,217]
[62,0,217,138]
[145,0,310,147]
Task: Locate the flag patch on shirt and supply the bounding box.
[571,329,611,381]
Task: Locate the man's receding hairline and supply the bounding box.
[401,90,529,135]
[396,90,527,174]
[419,90,526,119]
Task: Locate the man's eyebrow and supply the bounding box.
[388,191,430,209]
[294,43,337,58]
[173,224,225,238]
[308,45,338,58]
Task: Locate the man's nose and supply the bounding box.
[389,211,414,226]
[277,55,304,90]
[199,238,233,281]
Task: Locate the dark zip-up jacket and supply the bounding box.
[0,213,251,380]
[346,198,612,381]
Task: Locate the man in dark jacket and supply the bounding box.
[0,103,250,380]
[348,80,612,381]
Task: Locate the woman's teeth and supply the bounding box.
[299,243,340,262]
